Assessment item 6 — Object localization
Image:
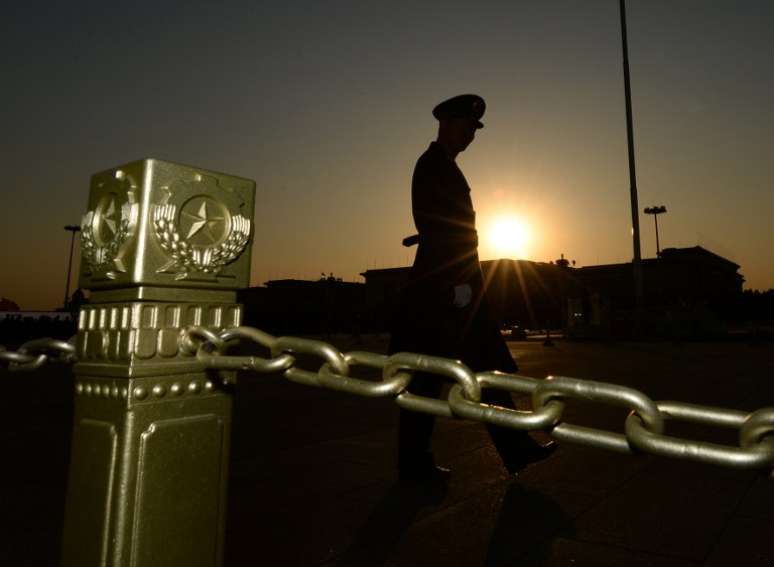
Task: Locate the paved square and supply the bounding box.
[2,337,772,566]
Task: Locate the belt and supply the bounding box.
[401,232,478,248]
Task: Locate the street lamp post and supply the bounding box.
[644,205,667,256]
[63,225,81,309]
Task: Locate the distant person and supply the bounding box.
[69,288,86,314]
[389,94,556,485]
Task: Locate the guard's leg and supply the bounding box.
[397,372,444,476]
[481,388,557,473]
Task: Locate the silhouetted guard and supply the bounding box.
[61,159,255,567]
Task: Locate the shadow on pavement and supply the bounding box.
[335,480,448,566]
[485,482,574,566]
[334,479,571,567]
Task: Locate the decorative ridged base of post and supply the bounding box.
[61,372,231,567]
[75,301,242,378]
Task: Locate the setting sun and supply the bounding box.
[488,215,531,259]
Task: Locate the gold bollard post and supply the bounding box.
[61,159,255,567]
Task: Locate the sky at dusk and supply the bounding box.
[1,1,773,310]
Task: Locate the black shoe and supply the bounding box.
[398,465,450,504]
[398,464,451,484]
[506,441,558,477]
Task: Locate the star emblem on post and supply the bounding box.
[151,172,252,281]
[102,198,117,238]
[80,179,139,279]
[93,194,120,244]
[182,200,226,244]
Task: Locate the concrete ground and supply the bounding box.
[2,337,773,566]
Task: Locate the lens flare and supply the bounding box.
[488,215,531,259]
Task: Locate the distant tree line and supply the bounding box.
[0,315,76,349]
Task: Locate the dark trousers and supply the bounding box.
[391,291,540,473]
[397,372,542,474]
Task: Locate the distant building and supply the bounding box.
[359,267,411,331]
[569,246,744,337]
[480,258,580,330]
[239,246,744,338]
[361,258,581,331]
[239,276,365,335]
[361,246,745,338]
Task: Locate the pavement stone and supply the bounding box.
[703,516,774,566]
[737,474,774,521]
[522,538,698,567]
[571,460,753,562]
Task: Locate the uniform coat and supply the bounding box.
[390,141,514,372]
[390,141,540,473]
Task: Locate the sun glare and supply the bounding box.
[488,215,531,259]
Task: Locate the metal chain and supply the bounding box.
[4,326,771,472]
[0,336,77,371]
[184,325,774,473]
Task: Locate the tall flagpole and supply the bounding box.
[620,0,644,328]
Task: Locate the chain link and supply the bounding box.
[448,372,564,431]
[0,336,77,371]
[185,325,295,374]
[534,375,665,454]
[2,326,772,473]
[181,325,774,473]
[626,402,774,468]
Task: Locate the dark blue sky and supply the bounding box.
[2,1,772,309]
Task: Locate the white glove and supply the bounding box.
[453,284,473,308]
